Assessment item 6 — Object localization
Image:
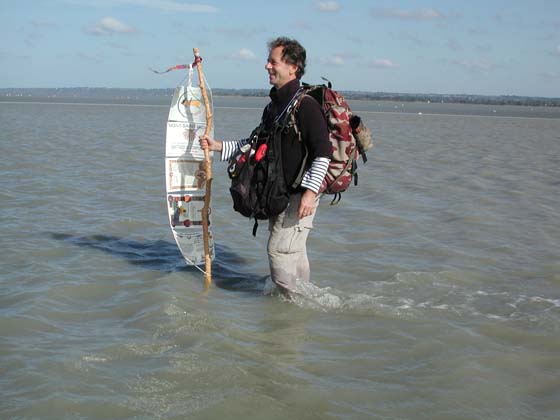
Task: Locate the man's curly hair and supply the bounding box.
[267,37,306,79]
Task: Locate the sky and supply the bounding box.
[1,0,560,97]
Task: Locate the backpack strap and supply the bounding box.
[330,193,342,205]
[287,102,309,189]
[286,91,315,190]
[265,88,310,191]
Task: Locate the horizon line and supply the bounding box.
[1,86,560,100]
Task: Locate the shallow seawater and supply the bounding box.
[1,98,559,419]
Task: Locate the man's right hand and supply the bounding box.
[199,135,223,152]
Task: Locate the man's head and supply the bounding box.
[265,37,306,89]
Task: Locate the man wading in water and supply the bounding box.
[200,37,331,297]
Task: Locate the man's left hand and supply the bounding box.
[298,189,318,219]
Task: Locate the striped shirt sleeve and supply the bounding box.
[221,138,249,161]
[300,157,330,194]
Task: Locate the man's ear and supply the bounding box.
[289,63,298,76]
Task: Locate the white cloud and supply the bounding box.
[31,20,59,28]
[319,55,345,66]
[77,52,103,62]
[217,27,263,39]
[0,50,30,60]
[84,16,136,36]
[452,58,494,71]
[315,1,340,12]
[229,48,257,61]
[370,58,399,69]
[61,0,218,13]
[398,31,429,47]
[292,20,312,31]
[371,8,445,22]
[539,71,560,79]
[493,12,521,26]
[127,0,218,13]
[446,38,463,51]
[108,41,130,50]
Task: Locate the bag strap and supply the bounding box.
[288,112,309,189]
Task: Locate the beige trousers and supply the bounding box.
[267,193,320,293]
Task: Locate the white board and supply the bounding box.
[165,67,214,266]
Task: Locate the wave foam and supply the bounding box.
[267,271,560,327]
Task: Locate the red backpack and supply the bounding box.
[298,80,372,202]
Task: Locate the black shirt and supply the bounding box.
[265,79,331,188]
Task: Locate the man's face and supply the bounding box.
[265,46,298,89]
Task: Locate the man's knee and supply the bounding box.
[268,226,309,256]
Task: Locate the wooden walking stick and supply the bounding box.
[193,48,213,287]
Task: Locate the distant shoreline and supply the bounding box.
[1,87,559,107]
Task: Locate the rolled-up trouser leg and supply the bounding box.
[267,193,319,293]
